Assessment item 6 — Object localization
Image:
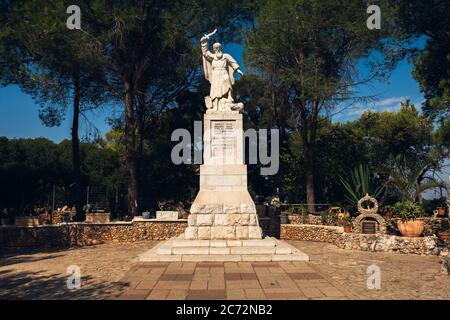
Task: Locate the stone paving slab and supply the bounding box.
[116,261,348,300]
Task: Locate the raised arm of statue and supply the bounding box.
[201,37,213,83]
[201,40,214,61]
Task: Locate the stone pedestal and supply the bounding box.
[85,212,111,223]
[156,211,180,220]
[138,111,309,261]
[185,112,262,240]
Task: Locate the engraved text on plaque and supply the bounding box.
[211,121,235,160]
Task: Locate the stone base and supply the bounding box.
[138,235,309,262]
[156,211,180,220]
[85,212,111,223]
[185,199,263,240]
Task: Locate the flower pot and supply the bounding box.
[438,231,450,241]
[142,211,151,219]
[397,219,425,237]
[343,226,352,233]
[280,216,289,224]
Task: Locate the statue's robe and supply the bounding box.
[202,43,240,102]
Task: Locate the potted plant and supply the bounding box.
[437,206,446,217]
[299,205,309,224]
[393,201,425,237]
[322,209,338,226]
[142,211,151,219]
[342,217,353,233]
[279,211,290,224]
[438,220,450,241]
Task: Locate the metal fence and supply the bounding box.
[279,203,335,215]
[44,185,127,215]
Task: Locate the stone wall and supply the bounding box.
[287,214,323,225]
[0,220,187,252]
[281,224,445,256]
[286,214,448,233]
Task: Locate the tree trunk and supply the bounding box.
[72,70,84,221]
[137,97,146,210]
[304,146,316,214]
[298,100,318,214]
[124,77,140,216]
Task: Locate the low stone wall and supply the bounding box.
[0,219,187,252]
[287,214,323,225]
[281,224,446,256]
[286,215,448,235]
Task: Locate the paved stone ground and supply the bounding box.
[292,240,450,300]
[116,261,346,300]
[1,240,448,300]
[0,241,158,299]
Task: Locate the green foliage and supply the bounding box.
[339,164,384,205]
[322,210,338,226]
[392,201,425,221]
[387,157,447,202]
[244,0,401,208]
[394,0,450,118]
[340,217,353,227]
[440,220,449,232]
[0,136,124,213]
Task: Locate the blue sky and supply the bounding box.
[0,43,425,143]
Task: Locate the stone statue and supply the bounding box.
[201,29,244,112]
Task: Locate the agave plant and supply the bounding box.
[339,164,384,205]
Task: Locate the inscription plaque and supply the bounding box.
[211,121,235,160]
[362,221,376,234]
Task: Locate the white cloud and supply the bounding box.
[333,95,426,122]
[372,96,409,107]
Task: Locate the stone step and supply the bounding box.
[242,239,276,247]
[172,247,210,255]
[171,239,277,248]
[230,246,276,255]
[172,240,211,247]
[166,246,279,255]
[140,253,309,262]
[139,236,310,262]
